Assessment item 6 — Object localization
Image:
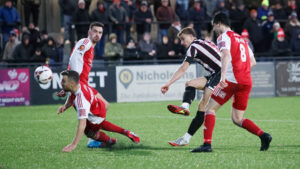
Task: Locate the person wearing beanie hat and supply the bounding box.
[104,33,123,61]
[284,11,300,42]
[2,29,20,61]
[257,0,271,21]
[0,0,20,49]
[271,28,291,56]
[243,8,265,52]
[262,10,276,50]
[290,29,300,53]
[188,0,206,38]
[134,0,153,41]
[241,29,255,52]
[72,0,90,40]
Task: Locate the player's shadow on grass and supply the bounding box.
[101,143,191,156]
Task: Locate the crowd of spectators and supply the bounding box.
[1,0,300,65]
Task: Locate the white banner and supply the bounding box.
[116,64,197,102]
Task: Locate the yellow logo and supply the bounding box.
[119,69,133,89]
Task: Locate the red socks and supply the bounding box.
[100,120,126,134]
[94,131,111,143]
[203,111,216,144]
[241,119,264,136]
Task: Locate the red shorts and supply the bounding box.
[211,81,252,111]
[84,120,105,137]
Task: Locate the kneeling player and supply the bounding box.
[57,70,140,152]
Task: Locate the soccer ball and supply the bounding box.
[34,66,53,84]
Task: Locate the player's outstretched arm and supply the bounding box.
[220,49,230,88]
[62,118,87,153]
[96,93,109,110]
[161,62,190,94]
[57,95,73,114]
[247,45,256,68]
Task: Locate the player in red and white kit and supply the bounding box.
[57,22,132,148]
[57,70,140,153]
[57,22,108,107]
[191,13,272,153]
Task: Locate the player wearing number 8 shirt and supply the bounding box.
[191,12,272,153]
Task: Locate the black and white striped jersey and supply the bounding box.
[184,39,222,74]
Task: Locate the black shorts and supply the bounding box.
[204,71,221,90]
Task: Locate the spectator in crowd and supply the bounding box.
[2,29,20,61]
[262,10,276,51]
[22,0,41,27]
[272,21,281,38]
[72,0,90,40]
[272,0,287,21]
[90,1,109,59]
[124,38,140,60]
[241,29,254,52]
[83,0,91,11]
[285,12,300,42]
[176,0,188,11]
[0,0,20,49]
[30,47,44,62]
[156,0,176,43]
[168,17,181,43]
[121,0,136,43]
[134,1,153,41]
[59,0,77,43]
[213,0,229,17]
[157,35,175,59]
[188,0,206,38]
[27,23,41,50]
[243,9,265,52]
[104,33,123,61]
[56,35,64,63]
[257,0,271,21]
[175,0,189,22]
[171,37,185,57]
[285,0,298,17]
[12,33,33,62]
[204,0,218,18]
[138,32,156,58]
[229,1,249,34]
[108,0,128,44]
[40,30,48,47]
[290,29,300,53]
[42,37,59,63]
[104,0,113,9]
[271,28,291,56]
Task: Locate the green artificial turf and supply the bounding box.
[0,96,299,169]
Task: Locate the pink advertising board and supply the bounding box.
[0,68,30,107]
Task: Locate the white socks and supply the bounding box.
[181,102,190,110]
[183,132,192,142]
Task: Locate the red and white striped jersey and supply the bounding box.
[69,82,106,124]
[68,38,94,84]
[217,30,254,85]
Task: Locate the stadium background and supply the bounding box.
[0,1,299,168]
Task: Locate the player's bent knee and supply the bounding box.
[85,130,96,138]
[232,117,242,126]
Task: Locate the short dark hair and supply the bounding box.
[212,12,230,27]
[89,22,104,30]
[177,27,196,38]
[61,70,80,84]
